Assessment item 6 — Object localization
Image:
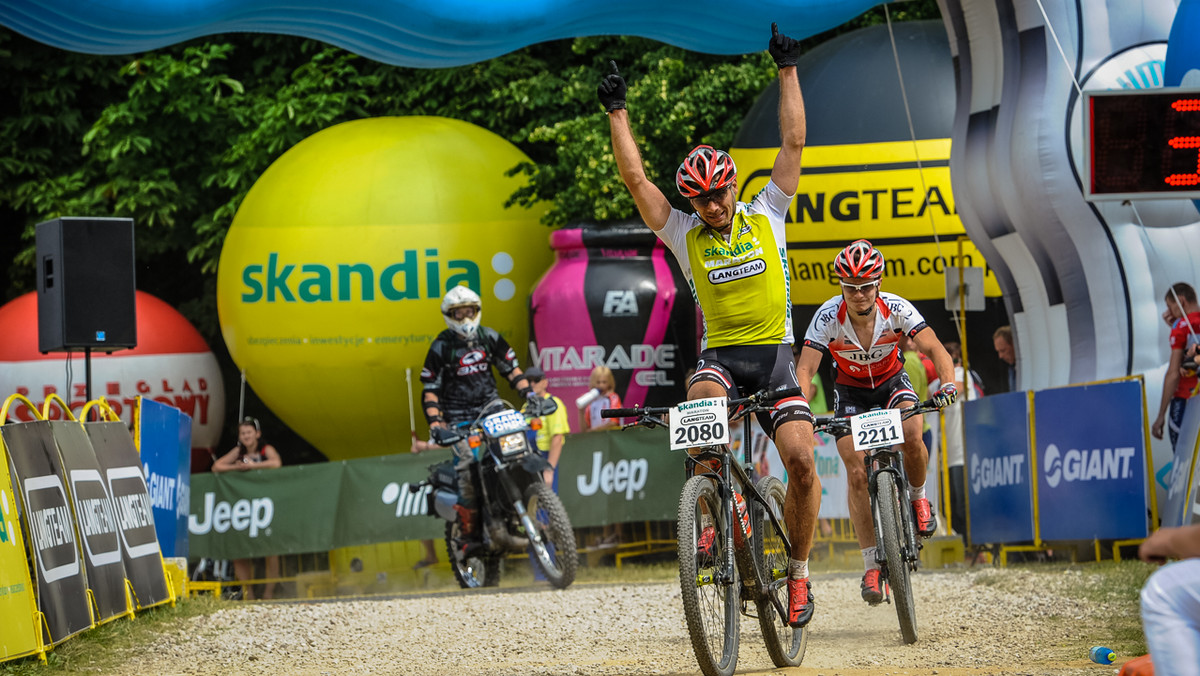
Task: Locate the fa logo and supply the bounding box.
[603,290,638,317]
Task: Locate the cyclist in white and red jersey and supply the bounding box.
[599,23,820,628]
[795,239,957,606]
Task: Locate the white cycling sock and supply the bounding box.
[907,482,926,501]
[789,559,809,580]
[862,546,880,571]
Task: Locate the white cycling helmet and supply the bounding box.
[441,285,482,339]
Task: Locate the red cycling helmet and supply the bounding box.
[676,145,737,198]
[834,239,885,280]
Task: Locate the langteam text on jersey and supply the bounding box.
[804,292,929,389]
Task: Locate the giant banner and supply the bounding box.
[0,422,92,645]
[139,398,191,557]
[1033,381,1149,541]
[49,421,129,623]
[1161,397,1200,529]
[963,392,1034,545]
[87,421,170,609]
[0,440,40,660]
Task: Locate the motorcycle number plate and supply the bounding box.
[850,408,904,451]
[482,410,526,437]
[669,398,730,450]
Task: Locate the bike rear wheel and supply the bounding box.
[875,471,918,644]
[677,475,740,676]
[523,481,578,590]
[753,476,807,666]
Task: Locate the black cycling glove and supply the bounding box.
[597,61,627,113]
[768,22,801,69]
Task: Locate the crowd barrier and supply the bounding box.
[962,377,1158,563]
[0,395,178,665]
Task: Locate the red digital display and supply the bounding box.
[1085,88,1200,200]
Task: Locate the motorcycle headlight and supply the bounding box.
[499,433,528,456]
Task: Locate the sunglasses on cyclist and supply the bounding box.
[840,280,880,294]
[689,186,731,208]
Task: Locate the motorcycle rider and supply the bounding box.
[420,285,541,536]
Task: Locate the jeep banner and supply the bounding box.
[87,421,171,609]
[334,451,450,546]
[557,427,681,526]
[48,421,129,623]
[0,439,39,660]
[0,422,93,645]
[1033,380,1149,541]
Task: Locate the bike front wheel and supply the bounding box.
[753,475,807,667]
[677,475,740,676]
[875,471,918,644]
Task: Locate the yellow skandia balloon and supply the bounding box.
[217,116,550,461]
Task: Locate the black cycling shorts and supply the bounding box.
[830,370,919,439]
[688,343,813,436]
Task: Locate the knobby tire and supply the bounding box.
[445,521,501,588]
[753,476,807,667]
[677,475,739,676]
[523,481,578,589]
[875,471,918,644]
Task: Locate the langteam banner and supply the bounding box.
[139,398,191,557]
[963,392,1034,545]
[49,421,129,623]
[1034,380,1149,541]
[0,440,40,661]
[0,422,92,645]
[87,421,170,609]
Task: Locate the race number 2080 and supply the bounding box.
[669,398,731,450]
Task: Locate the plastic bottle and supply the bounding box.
[1089,646,1115,665]
[574,388,601,409]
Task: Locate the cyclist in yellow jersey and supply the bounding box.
[599,22,820,628]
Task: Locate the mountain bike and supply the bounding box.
[602,387,808,676]
[812,399,943,644]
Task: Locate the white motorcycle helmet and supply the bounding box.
[441,286,482,339]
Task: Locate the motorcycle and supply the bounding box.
[416,397,578,589]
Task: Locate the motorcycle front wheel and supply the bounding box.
[445,521,501,588]
[523,481,578,589]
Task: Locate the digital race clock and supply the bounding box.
[1084,88,1200,201]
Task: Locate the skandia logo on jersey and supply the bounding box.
[703,240,758,258]
[708,259,766,285]
[457,349,490,376]
[1042,443,1137,489]
[240,250,481,303]
[970,453,1026,494]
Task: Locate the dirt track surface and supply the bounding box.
[118,568,1127,676]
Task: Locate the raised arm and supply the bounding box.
[599,62,672,231]
[767,23,806,195]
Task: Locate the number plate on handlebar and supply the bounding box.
[669,398,730,450]
[850,408,904,451]
[482,409,527,437]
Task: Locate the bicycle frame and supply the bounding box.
[863,446,920,574]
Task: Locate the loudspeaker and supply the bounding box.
[36,217,137,353]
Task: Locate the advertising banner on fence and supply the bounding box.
[557,427,681,526]
[1161,397,1200,529]
[0,441,40,660]
[335,451,449,546]
[1034,380,1149,541]
[189,463,341,559]
[0,422,92,645]
[139,398,191,558]
[87,421,170,609]
[730,419,851,519]
[963,392,1034,545]
[50,421,128,623]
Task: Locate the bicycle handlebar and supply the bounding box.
[813,398,943,433]
[600,386,809,420]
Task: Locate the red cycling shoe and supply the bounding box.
[861,568,884,605]
[787,577,814,628]
[912,497,937,537]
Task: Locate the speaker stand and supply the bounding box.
[84,346,93,422]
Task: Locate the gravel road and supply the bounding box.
[116,567,1129,676]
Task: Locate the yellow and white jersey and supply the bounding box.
[656,180,794,349]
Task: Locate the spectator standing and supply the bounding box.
[579,365,622,431]
[409,435,441,570]
[1152,283,1200,449]
[993,325,1016,393]
[212,417,282,600]
[929,342,983,541]
[521,367,570,486]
